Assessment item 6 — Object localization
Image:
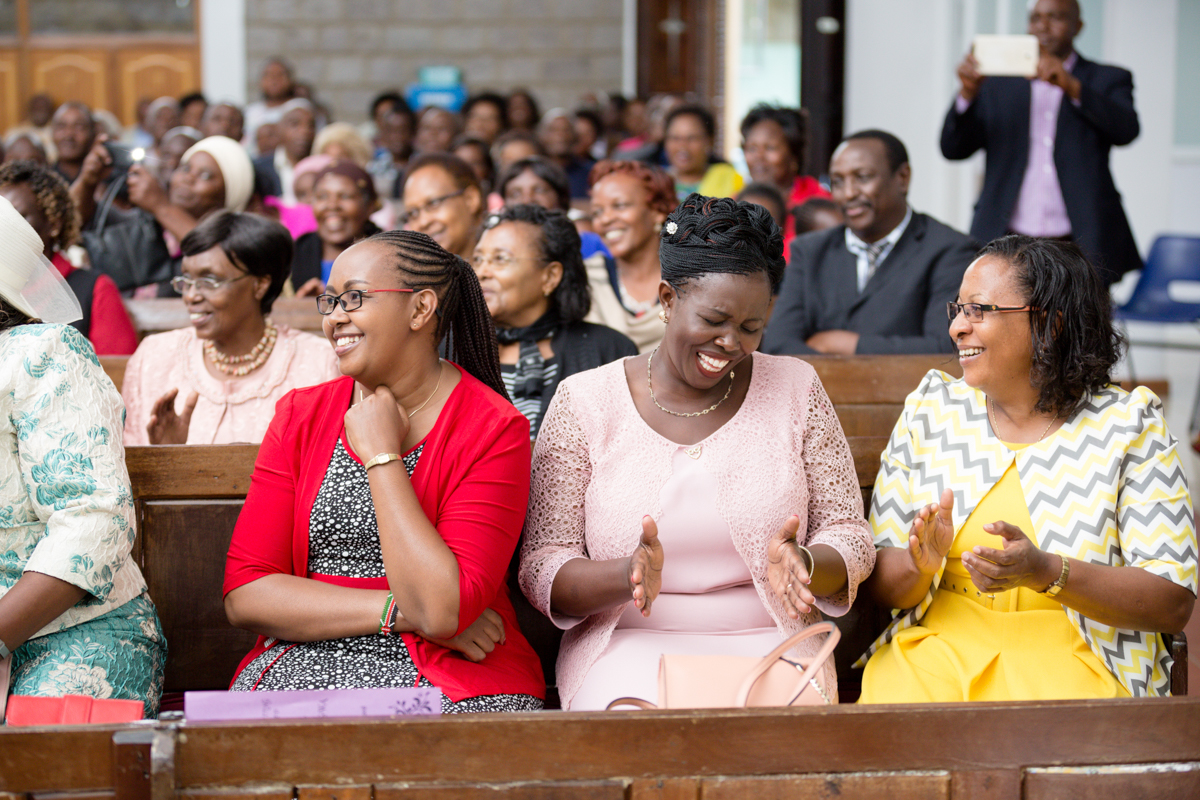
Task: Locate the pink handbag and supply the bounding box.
[607,621,840,710]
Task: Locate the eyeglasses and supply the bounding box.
[315,288,414,315]
[398,189,467,226]
[171,274,249,295]
[471,252,542,271]
[947,302,1037,323]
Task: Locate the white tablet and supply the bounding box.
[972,34,1039,78]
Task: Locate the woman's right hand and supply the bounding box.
[909,488,955,576]
[428,607,505,663]
[76,135,112,191]
[627,515,664,617]
[146,388,199,445]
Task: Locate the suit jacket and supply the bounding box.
[762,212,977,355]
[940,54,1141,283]
[253,153,282,198]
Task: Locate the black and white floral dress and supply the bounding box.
[230,440,543,713]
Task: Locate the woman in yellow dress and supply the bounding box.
[859,235,1197,701]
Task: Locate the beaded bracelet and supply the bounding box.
[379,592,397,635]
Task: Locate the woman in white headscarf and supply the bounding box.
[74,134,256,293]
[0,196,166,718]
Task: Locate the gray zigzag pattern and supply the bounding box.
[1122,463,1190,495]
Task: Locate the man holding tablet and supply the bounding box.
[940,0,1141,285]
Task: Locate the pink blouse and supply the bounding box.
[121,324,341,445]
[519,355,875,709]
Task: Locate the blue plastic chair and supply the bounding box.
[1116,236,1200,323]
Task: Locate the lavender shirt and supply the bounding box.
[955,52,1079,237]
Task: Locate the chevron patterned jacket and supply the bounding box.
[860,370,1197,697]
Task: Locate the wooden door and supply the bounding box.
[0,0,200,134]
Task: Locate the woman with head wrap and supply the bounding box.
[73,134,257,293]
[261,153,333,240]
[290,161,383,297]
[121,211,339,445]
[0,160,138,354]
[519,195,875,710]
[0,195,166,717]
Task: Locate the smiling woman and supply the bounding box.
[520,195,875,710]
[290,161,382,298]
[222,229,546,712]
[120,211,339,445]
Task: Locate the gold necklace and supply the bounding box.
[204,319,277,377]
[988,397,1058,443]
[647,347,734,418]
[358,361,444,417]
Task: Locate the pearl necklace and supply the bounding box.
[987,397,1058,443]
[204,319,278,377]
[647,347,735,418]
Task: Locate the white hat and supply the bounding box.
[0,196,82,324]
[181,136,255,213]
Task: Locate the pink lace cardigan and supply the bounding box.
[518,355,875,709]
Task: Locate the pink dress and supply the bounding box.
[519,355,875,710]
[121,324,341,445]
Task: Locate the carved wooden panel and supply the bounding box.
[0,49,18,133]
[28,48,109,111]
[115,46,200,125]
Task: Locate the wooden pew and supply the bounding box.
[124,296,326,339]
[1,699,1199,797]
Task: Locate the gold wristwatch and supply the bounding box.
[1040,555,1070,597]
[364,452,403,470]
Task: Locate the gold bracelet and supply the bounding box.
[797,544,816,580]
[364,452,402,470]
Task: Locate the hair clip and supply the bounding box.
[665,221,678,235]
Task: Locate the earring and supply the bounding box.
[658,309,668,324]
[654,222,663,233]
[411,322,418,329]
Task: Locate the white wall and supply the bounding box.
[200,0,247,105]
[844,0,1200,250]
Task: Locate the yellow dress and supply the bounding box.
[859,440,1129,703]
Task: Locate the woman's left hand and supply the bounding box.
[767,515,817,619]
[428,607,505,662]
[962,521,1056,593]
[344,384,409,462]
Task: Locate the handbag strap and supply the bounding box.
[733,621,840,707]
[606,696,658,710]
[0,654,11,721]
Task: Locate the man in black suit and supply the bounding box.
[763,130,976,356]
[940,0,1140,284]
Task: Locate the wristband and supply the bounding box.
[379,592,397,635]
[364,452,403,471]
[0,639,9,659]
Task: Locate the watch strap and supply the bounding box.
[1041,555,1070,597]
[364,452,402,470]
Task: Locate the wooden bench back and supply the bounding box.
[124,297,326,339]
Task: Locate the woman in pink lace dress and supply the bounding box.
[519,194,875,710]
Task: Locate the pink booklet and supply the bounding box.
[184,687,441,721]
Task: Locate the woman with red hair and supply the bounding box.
[585,160,678,352]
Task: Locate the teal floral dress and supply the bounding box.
[1,324,165,717]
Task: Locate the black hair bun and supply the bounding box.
[662,193,784,268]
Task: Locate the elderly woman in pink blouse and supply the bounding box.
[519,195,875,710]
[122,211,339,444]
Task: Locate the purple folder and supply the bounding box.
[184,687,442,721]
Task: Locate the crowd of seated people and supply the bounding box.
[3,3,1195,720]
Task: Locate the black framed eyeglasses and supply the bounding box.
[947,302,1037,323]
[398,189,467,227]
[315,288,414,315]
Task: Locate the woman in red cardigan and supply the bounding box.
[223,229,545,711]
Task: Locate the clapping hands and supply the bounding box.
[627,516,663,617]
[909,489,955,576]
[767,515,816,619]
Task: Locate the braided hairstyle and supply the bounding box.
[0,159,81,253]
[659,193,785,294]
[368,229,507,399]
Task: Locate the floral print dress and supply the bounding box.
[0,324,165,717]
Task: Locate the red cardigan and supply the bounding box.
[223,366,544,702]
